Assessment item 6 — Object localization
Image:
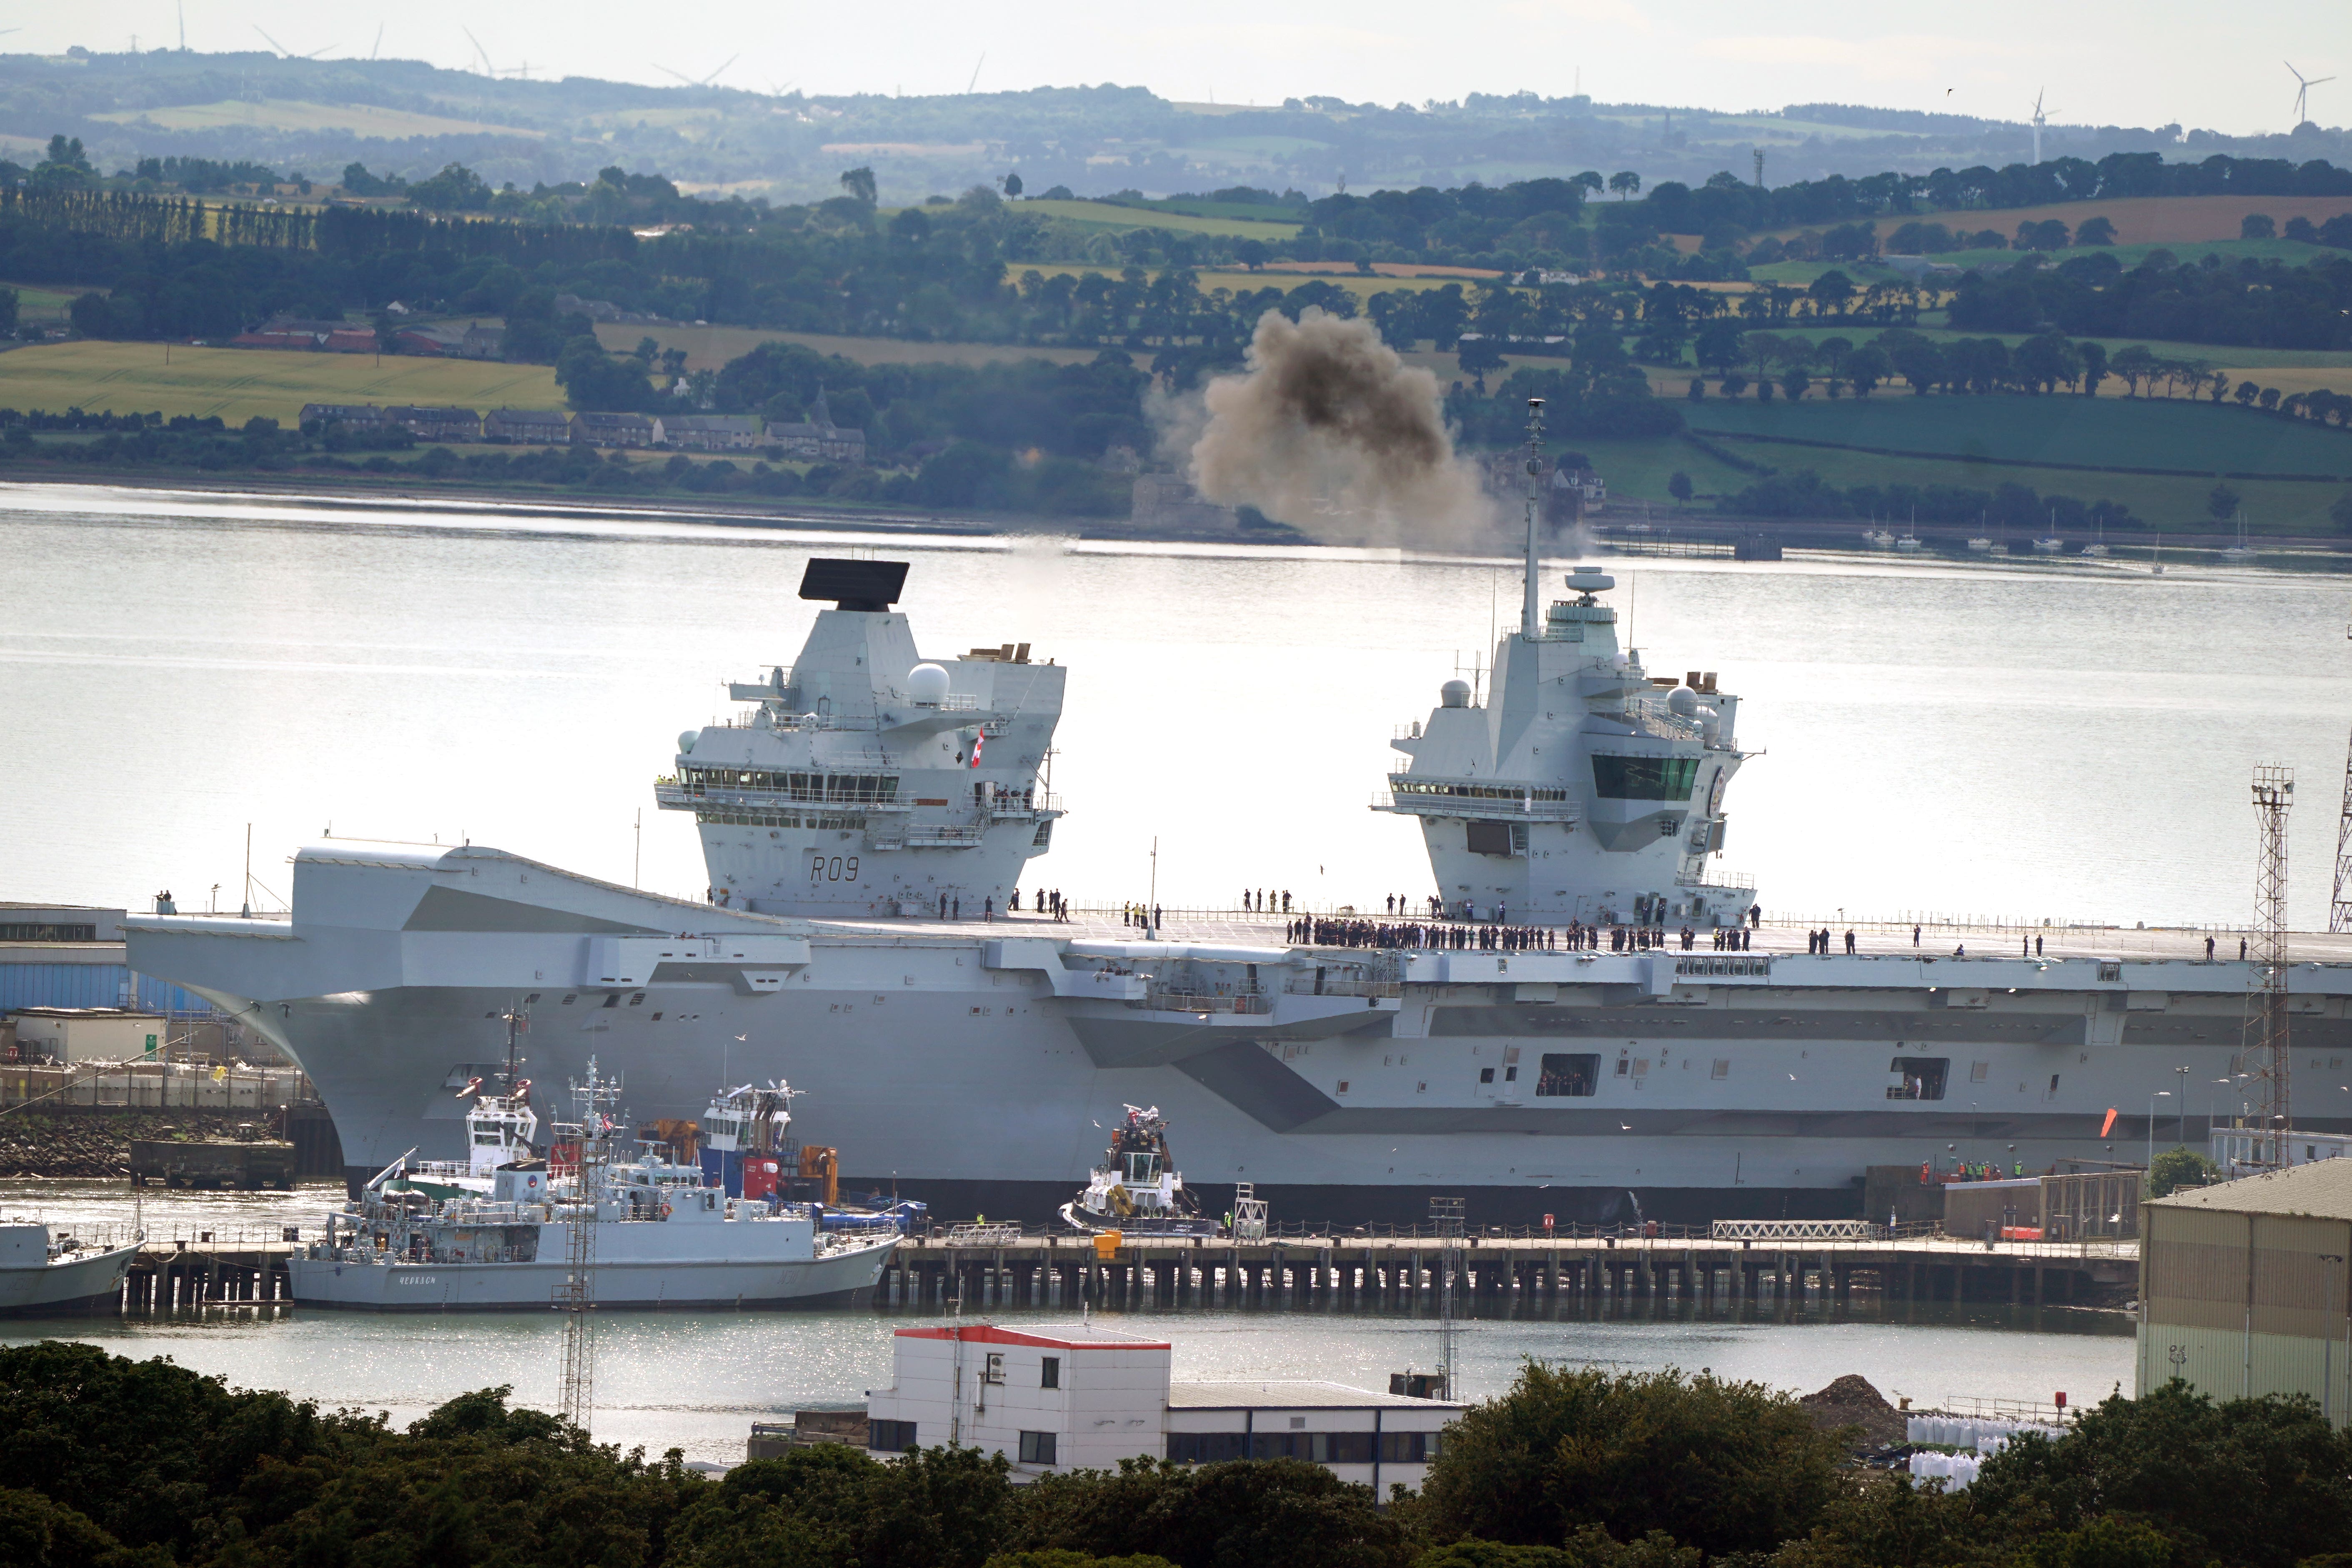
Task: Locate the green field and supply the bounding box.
[1563,427,2352,535]
[90,97,541,141]
[1014,199,1300,239]
[0,341,563,425]
[591,322,1098,373]
[1702,322,2352,379]
[1683,393,2352,478]
[4,283,80,319]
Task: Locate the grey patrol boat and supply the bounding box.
[287,1062,894,1310]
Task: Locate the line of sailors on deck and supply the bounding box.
[1287,919,1758,953]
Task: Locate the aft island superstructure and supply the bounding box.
[123,535,2352,1226]
[1379,401,1754,929]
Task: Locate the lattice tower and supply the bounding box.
[2334,731,2352,931]
[556,1059,619,1434]
[1429,1196,1465,1399]
[2249,766,2294,1166]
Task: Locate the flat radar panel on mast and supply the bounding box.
[799,558,909,611]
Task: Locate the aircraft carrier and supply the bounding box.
[123,424,2352,1226]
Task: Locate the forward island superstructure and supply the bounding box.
[661,557,1065,918]
[124,541,2352,1226]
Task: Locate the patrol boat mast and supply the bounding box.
[1377,398,1760,927]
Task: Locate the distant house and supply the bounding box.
[384,406,483,442]
[238,317,377,354]
[299,403,390,430]
[765,389,867,464]
[393,325,456,356]
[570,412,663,449]
[484,408,571,444]
[664,413,764,452]
[383,320,505,360]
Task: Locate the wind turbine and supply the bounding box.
[655,55,737,88]
[451,27,522,80]
[2030,89,2051,165]
[2287,61,2335,126]
[254,26,337,59]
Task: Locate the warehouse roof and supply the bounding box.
[2148,1156,2352,1219]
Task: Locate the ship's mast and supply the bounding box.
[1520,397,1545,641]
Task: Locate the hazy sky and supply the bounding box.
[18,1,2347,140]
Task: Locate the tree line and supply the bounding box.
[3,1343,2346,1568]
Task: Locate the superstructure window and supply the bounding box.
[1887,1058,1949,1101]
[1536,1053,1599,1097]
[681,766,900,804]
[696,810,869,830]
[1592,754,1699,801]
[1392,777,1568,803]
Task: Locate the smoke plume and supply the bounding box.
[1185,308,1495,546]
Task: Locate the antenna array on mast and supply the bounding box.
[1520,397,1545,641]
[2334,615,2352,933]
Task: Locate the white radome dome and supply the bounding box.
[1668,686,1700,718]
[678,730,698,755]
[907,662,952,704]
[1440,679,1471,709]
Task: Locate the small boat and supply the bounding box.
[0,1222,141,1316]
[1988,541,2009,557]
[2152,535,2166,576]
[2080,518,2108,558]
[1060,1105,1222,1236]
[1865,529,1896,549]
[1966,537,1993,553]
[697,1081,798,1200]
[402,1085,539,1200]
[2032,536,2064,553]
[2219,510,2256,564]
[1894,526,1924,554]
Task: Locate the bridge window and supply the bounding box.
[1536,1053,1598,1097]
[1592,754,1698,801]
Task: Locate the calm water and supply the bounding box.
[0,1294,2132,1465]
[4,482,2348,927]
[0,485,2219,1460]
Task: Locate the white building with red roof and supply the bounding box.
[864,1322,1460,1491]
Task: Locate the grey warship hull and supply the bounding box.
[125,846,2352,1229]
